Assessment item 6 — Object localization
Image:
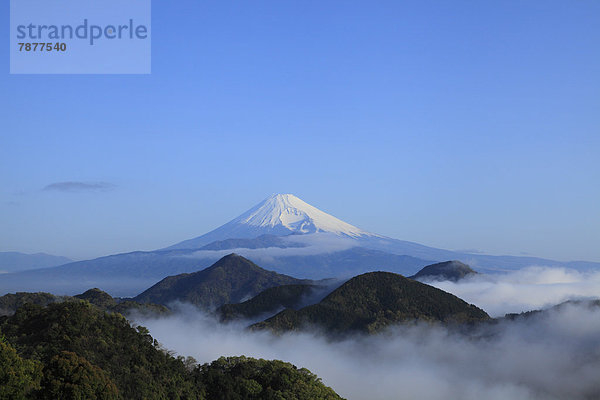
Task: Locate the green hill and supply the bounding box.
[253,271,490,334]
[134,253,310,309]
[218,284,319,321]
[409,260,478,282]
[0,301,344,399]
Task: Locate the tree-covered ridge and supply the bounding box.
[0,292,69,316]
[134,253,311,309]
[0,289,170,318]
[75,288,172,317]
[217,284,318,322]
[0,301,344,400]
[253,271,490,334]
[502,299,600,321]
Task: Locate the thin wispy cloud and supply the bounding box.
[42,181,116,193]
[181,233,357,263]
[454,248,486,254]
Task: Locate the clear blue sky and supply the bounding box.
[1,0,599,261]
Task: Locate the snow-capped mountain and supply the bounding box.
[166,194,378,250]
[235,194,372,237]
[2,193,599,296]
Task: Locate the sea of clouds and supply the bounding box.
[425,266,600,316]
[134,266,600,400]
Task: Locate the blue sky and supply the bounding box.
[1,0,599,261]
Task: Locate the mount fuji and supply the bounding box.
[1,193,598,296]
[166,194,379,250]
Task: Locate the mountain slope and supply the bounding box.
[198,234,304,250]
[165,193,600,272]
[0,250,208,297]
[260,246,430,278]
[0,252,72,273]
[252,271,490,334]
[167,194,378,250]
[217,284,320,322]
[134,254,311,309]
[410,260,478,282]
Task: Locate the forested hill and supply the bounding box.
[134,253,311,309]
[253,271,490,334]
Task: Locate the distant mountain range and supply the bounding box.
[1,193,598,296]
[3,253,596,339]
[0,252,72,273]
[1,254,491,337]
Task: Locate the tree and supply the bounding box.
[196,356,343,400]
[39,351,119,400]
[0,339,41,400]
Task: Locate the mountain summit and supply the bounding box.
[167,194,376,250]
[133,253,309,309]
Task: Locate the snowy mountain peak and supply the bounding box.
[166,194,376,250]
[234,193,370,237]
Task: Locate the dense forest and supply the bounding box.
[0,301,343,399]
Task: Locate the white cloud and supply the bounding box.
[178,233,357,264]
[424,266,600,316]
